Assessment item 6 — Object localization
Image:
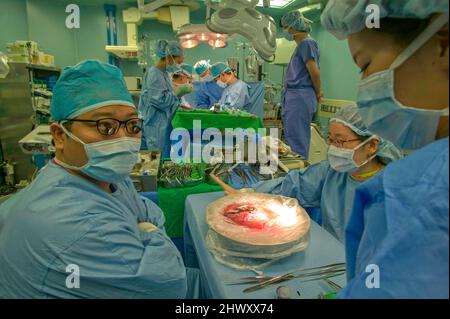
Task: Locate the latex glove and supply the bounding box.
[210,103,222,112]
[138,222,158,233]
[180,104,193,110]
[174,83,193,97]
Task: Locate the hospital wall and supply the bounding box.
[0,0,360,101]
[310,23,361,101]
[0,0,29,51]
[0,0,128,68]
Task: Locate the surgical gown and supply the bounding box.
[340,138,449,298]
[139,66,180,157]
[283,37,320,159]
[0,162,188,298]
[219,80,250,110]
[253,160,361,243]
[196,80,224,109]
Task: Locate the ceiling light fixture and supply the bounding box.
[181,39,199,48]
[208,39,227,48]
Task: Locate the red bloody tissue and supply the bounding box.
[223,203,269,229]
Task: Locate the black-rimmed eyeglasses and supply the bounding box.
[62,118,143,136]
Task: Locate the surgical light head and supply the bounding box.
[206,0,278,62]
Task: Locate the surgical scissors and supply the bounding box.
[226,263,346,293]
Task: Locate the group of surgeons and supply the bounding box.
[0,0,448,299]
[138,39,251,157]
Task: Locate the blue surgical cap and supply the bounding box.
[330,105,371,138]
[321,0,449,40]
[210,62,230,79]
[194,60,210,76]
[156,39,184,59]
[281,10,313,33]
[330,106,403,164]
[50,60,135,121]
[174,64,194,77]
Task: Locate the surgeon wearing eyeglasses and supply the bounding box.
[0,60,195,298]
[251,106,402,243]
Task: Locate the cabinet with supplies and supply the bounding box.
[0,62,61,194]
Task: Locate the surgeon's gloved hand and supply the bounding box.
[180,104,193,110]
[138,222,158,233]
[174,83,193,97]
[224,188,255,196]
[210,103,222,112]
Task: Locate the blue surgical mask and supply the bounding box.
[216,80,228,88]
[168,63,181,74]
[328,137,376,173]
[357,13,449,151]
[203,75,214,82]
[282,29,303,42]
[282,29,294,41]
[167,54,181,74]
[57,124,141,183]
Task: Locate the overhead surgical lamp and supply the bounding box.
[198,33,210,41]
[181,39,200,48]
[206,0,277,62]
[210,33,228,39]
[208,39,227,49]
[179,33,196,40]
[177,24,230,49]
[208,33,229,48]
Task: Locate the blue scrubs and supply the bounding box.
[219,80,250,110]
[139,66,179,157]
[283,37,320,159]
[340,138,449,298]
[196,80,224,109]
[253,160,362,243]
[0,162,188,298]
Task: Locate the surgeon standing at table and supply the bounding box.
[172,63,194,109]
[322,0,449,298]
[281,10,322,160]
[139,40,186,157]
[193,60,224,109]
[210,62,250,111]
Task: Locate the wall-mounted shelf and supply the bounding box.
[26,64,61,73]
[105,45,139,60]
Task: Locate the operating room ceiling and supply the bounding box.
[52,0,319,14]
